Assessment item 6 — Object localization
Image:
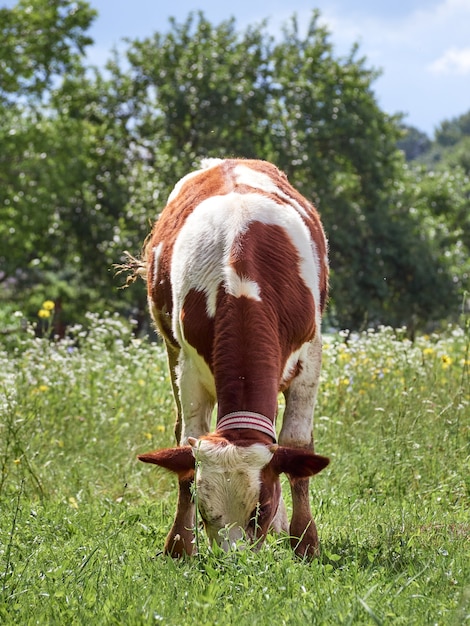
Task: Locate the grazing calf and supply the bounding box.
[138,158,329,558]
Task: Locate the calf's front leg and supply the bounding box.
[164,477,195,557]
[164,354,214,557]
[288,477,319,558]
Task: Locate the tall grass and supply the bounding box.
[0,313,469,624]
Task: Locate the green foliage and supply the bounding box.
[0,321,469,623]
[435,110,470,148]
[0,0,96,103]
[397,124,431,160]
[0,3,467,331]
[406,109,470,175]
[0,0,130,326]
[0,4,155,326]
[125,13,272,162]
[397,113,470,322]
[114,11,450,330]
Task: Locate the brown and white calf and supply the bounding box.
[138,158,330,558]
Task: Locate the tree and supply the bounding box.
[262,15,408,328]
[1,6,464,332]
[408,167,470,297]
[397,110,470,318]
[397,125,432,161]
[113,11,452,330]
[0,68,145,326]
[0,0,96,103]
[435,110,470,148]
[114,12,273,189]
[0,0,131,325]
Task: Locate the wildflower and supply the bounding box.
[156,425,166,433]
[423,347,435,356]
[441,355,453,368]
[42,300,55,311]
[31,384,49,394]
[38,309,51,319]
[68,496,79,510]
[144,432,153,440]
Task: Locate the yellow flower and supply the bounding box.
[68,496,79,510]
[42,300,55,310]
[38,309,51,319]
[423,347,435,356]
[156,425,166,433]
[144,432,153,440]
[31,384,49,394]
[441,355,453,368]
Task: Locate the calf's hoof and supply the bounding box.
[290,520,320,559]
[164,528,195,558]
[291,535,321,559]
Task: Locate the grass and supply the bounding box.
[0,313,469,625]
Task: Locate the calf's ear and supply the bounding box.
[270,446,330,478]
[138,446,195,479]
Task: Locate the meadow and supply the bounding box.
[0,312,468,625]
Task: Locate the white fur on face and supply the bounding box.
[191,440,274,548]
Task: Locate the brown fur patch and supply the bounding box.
[213,221,317,418]
[181,288,215,369]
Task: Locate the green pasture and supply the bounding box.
[1,314,469,625]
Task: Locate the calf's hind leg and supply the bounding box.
[279,336,323,558]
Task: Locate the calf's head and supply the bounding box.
[138,437,329,550]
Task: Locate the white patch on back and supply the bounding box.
[234,164,323,327]
[235,192,322,324]
[234,165,280,195]
[171,192,321,331]
[234,164,311,221]
[224,266,261,302]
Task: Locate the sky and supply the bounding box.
[8,0,470,135]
